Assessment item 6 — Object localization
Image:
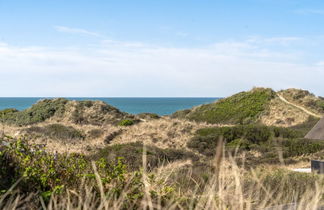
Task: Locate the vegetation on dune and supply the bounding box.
[137,113,160,120]
[172,88,276,124]
[118,119,136,126]
[0,139,197,209]
[25,124,85,140]
[87,128,105,139]
[1,138,324,209]
[279,88,324,114]
[0,138,177,209]
[2,88,324,209]
[290,116,320,136]
[0,98,68,126]
[90,142,199,171]
[188,124,324,161]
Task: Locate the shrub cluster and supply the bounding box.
[90,142,199,171]
[25,124,84,140]
[118,119,135,126]
[0,99,68,126]
[173,88,275,124]
[187,125,319,157]
[0,138,144,206]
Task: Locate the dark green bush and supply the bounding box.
[0,139,146,206]
[188,125,309,156]
[90,142,199,171]
[0,98,68,126]
[282,138,324,157]
[26,124,84,140]
[173,88,275,124]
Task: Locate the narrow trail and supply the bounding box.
[277,94,322,118]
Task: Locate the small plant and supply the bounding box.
[26,124,84,140]
[118,119,135,126]
[87,129,104,139]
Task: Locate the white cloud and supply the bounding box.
[0,38,323,97]
[54,26,102,37]
[247,36,302,45]
[294,9,324,15]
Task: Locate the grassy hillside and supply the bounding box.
[279,88,324,115]
[1,89,324,209]
[172,87,276,124]
[172,87,324,127]
[0,98,132,126]
[0,98,68,126]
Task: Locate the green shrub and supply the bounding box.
[0,138,144,205]
[90,142,199,171]
[173,88,275,124]
[26,124,84,140]
[118,119,135,126]
[282,138,324,157]
[188,125,310,156]
[0,98,68,126]
[289,116,320,136]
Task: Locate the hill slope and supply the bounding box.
[172,87,324,127]
[0,98,133,126]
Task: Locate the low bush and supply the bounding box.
[90,142,199,171]
[87,128,104,139]
[118,119,135,126]
[188,125,317,157]
[0,138,148,208]
[26,124,84,140]
[0,98,68,126]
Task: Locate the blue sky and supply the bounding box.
[1,0,324,96]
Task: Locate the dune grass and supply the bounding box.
[173,88,275,124]
[1,140,324,209]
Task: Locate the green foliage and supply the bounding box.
[0,98,68,126]
[247,168,322,201]
[173,88,275,124]
[118,119,135,126]
[290,116,320,136]
[188,125,306,156]
[90,142,199,171]
[26,124,84,140]
[282,138,324,157]
[0,139,145,204]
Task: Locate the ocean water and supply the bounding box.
[0,97,220,116]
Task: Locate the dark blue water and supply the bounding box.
[0,98,220,116]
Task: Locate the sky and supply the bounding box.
[1,0,324,97]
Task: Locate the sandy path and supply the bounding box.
[277,94,322,118]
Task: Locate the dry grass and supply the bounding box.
[111,117,229,150]
[0,116,227,155]
[260,97,310,127]
[1,147,324,210]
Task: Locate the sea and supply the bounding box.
[0,98,220,116]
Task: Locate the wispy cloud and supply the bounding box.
[294,9,324,15]
[247,36,302,45]
[0,37,322,97]
[54,26,102,37]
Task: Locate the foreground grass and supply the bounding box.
[1,138,324,209]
